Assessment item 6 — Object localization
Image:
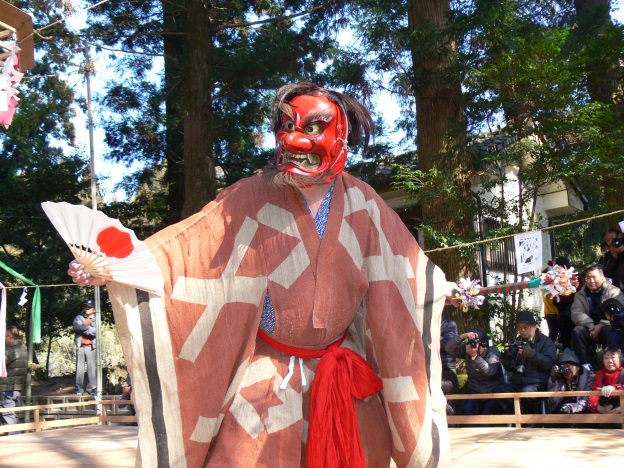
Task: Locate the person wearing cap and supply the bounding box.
[445,328,505,416]
[73,299,97,396]
[571,265,624,366]
[547,348,594,415]
[498,310,557,414]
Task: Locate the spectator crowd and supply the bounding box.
[441,227,624,425]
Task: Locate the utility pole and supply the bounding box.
[84,41,103,412]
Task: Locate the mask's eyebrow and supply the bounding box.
[280,103,295,121]
[302,108,334,128]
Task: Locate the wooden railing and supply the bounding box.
[2,391,622,433]
[446,390,624,428]
[0,399,136,434]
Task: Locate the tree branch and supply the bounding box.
[214,2,332,32]
[85,41,179,66]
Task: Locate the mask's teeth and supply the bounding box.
[284,152,320,168]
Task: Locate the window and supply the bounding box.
[482,218,516,273]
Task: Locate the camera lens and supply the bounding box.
[612,237,623,248]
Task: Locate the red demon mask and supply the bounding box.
[276,94,349,183]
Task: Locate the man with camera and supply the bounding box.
[571,265,624,366]
[499,310,557,414]
[600,228,624,292]
[445,328,505,416]
[547,348,594,415]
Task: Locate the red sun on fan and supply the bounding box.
[97,226,134,258]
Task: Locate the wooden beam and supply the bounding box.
[0,28,14,40]
[0,0,35,71]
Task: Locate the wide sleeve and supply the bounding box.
[343,178,451,467]
[364,254,449,467]
[107,182,269,468]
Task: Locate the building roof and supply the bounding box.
[471,127,519,154]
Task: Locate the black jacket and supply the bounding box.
[501,329,556,387]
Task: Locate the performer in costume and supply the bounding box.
[69,82,455,467]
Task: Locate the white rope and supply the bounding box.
[280,355,296,390]
[280,356,307,390]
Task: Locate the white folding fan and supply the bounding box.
[41,201,164,296]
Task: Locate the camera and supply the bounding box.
[604,302,623,316]
[599,396,612,406]
[612,237,623,249]
[555,365,566,376]
[516,365,525,374]
[508,339,527,349]
[467,339,480,348]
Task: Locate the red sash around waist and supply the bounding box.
[257,328,383,468]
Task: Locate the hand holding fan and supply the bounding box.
[42,201,164,296]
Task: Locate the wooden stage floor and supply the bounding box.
[0,425,621,467]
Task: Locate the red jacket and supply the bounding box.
[589,365,624,412]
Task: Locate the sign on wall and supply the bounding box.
[514,230,543,275]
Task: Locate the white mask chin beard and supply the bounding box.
[260,164,332,189]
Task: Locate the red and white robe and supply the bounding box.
[108,172,450,467]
